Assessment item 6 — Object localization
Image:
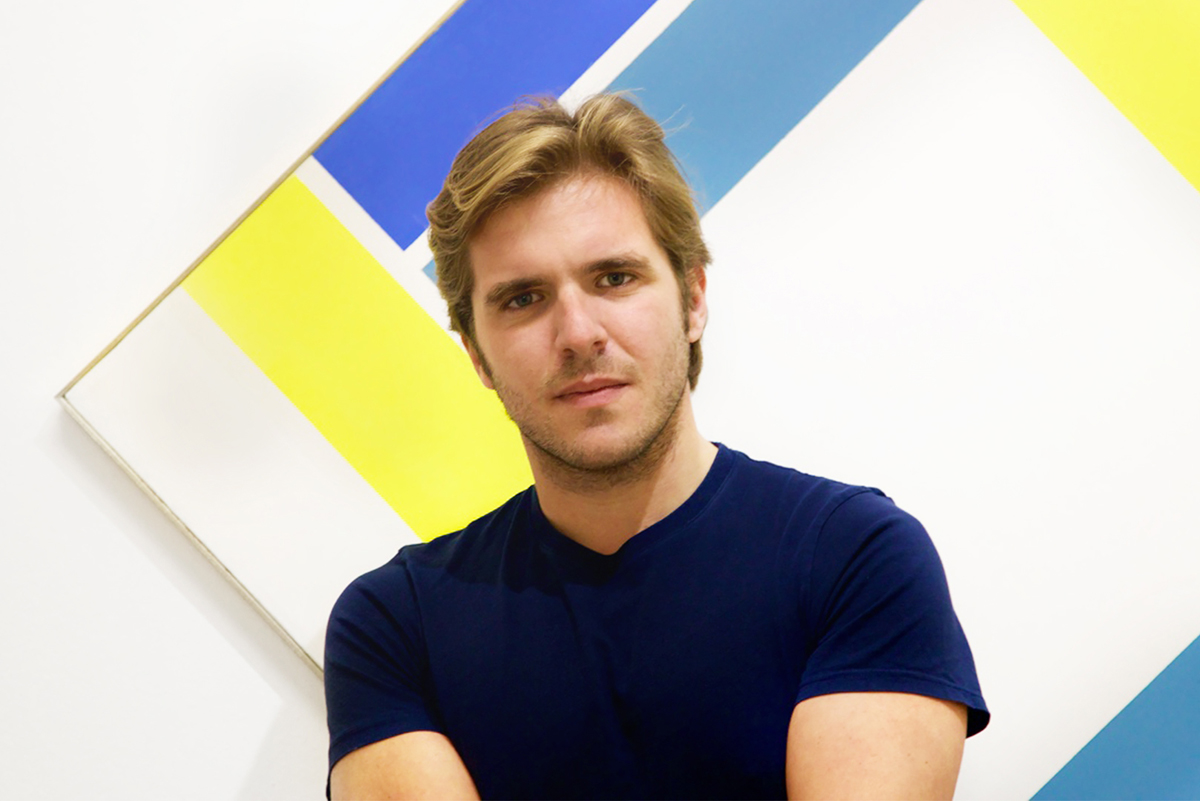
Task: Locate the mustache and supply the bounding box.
[546,355,631,387]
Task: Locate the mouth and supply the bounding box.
[554,378,630,407]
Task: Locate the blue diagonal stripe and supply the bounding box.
[1035,633,1200,799]
[315,0,655,249]
[608,0,923,213]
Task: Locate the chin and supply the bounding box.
[527,419,679,482]
[541,437,635,471]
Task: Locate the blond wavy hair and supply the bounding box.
[426,93,711,389]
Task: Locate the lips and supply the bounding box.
[554,377,629,407]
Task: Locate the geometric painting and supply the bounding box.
[59,0,1200,797]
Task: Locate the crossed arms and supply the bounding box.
[330,691,968,800]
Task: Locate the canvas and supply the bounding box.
[59,0,1200,796]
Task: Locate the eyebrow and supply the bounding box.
[584,255,652,276]
[484,277,544,309]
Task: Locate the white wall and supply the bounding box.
[6,1,1200,798]
[0,1,450,796]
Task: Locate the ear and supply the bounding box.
[461,334,495,390]
[684,263,708,343]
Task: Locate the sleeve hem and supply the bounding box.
[329,716,445,774]
[796,670,990,737]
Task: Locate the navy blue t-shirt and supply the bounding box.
[325,445,988,798]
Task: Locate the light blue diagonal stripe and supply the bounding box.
[1034,633,1200,799]
[608,0,923,213]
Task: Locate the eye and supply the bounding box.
[600,272,632,288]
[505,291,539,309]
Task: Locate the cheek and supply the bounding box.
[483,330,542,382]
[621,301,683,358]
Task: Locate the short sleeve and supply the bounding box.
[324,556,443,777]
[796,491,989,736]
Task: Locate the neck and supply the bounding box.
[526,397,717,555]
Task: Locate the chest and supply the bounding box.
[418,542,809,799]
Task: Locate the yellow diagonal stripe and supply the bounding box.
[184,175,532,540]
[1012,0,1200,193]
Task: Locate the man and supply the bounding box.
[325,94,988,799]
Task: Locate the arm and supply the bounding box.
[330,730,480,801]
[786,692,967,800]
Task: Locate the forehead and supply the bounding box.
[467,174,663,283]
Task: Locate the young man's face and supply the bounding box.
[465,173,706,475]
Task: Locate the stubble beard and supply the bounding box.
[481,332,692,494]
[524,370,687,493]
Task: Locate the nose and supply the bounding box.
[553,287,607,357]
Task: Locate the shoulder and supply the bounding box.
[715,445,894,541]
[729,450,941,602]
[328,486,536,629]
[713,446,942,618]
[323,486,538,755]
[732,450,991,733]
